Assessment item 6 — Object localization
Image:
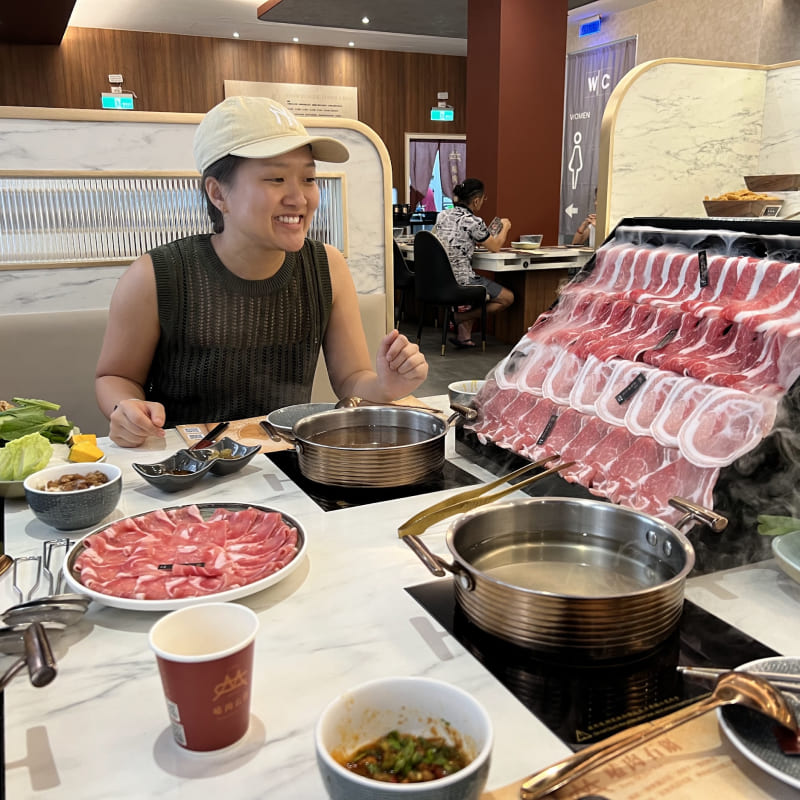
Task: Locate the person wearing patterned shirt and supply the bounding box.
[96,96,428,447]
[433,178,514,347]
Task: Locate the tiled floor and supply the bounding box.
[397,317,514,398]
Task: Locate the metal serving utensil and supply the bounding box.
[0,622,57,690]
[398,456,575,540]
[518,671,798,799]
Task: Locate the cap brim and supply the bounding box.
[230,134,349,164]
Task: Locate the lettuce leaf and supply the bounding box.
[0,432,53,481]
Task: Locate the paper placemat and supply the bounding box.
[176,417,292,454]
[481,713,796,799]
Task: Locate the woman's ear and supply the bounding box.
[204,176,227,215]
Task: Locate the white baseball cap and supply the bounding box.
[193,95,349,173]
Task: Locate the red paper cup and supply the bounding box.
[148,602,259,752]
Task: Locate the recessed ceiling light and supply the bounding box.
[361,16,369,24]
[348,41,355,47]
[292,36,299,42]
[232,31,240,38]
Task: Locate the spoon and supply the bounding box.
[334,396,441,412]
[518,671,798,799]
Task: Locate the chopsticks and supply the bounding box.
[398,456,576,539]
[190,421,229,450]
[679,665,800,694]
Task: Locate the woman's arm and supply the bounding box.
[322,245,428,402]
[572,213,596,245]
[95,255,167,446]
[481,218,512,253]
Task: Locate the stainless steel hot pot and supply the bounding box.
[406,496,726,660]
[268,405,473,488]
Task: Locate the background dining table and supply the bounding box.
[1,395,799,799]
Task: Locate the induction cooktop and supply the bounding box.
[265,450,480,512]
[405,578,778,748]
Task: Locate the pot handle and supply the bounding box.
[403,536,474,590]
[446,403,478,427]
[260,419,295,445]
[668,496,728,533]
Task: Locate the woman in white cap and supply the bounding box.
[96,95,428,447]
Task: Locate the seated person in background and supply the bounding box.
[96,95,428,447]
[434,178,514,348]
[572,188,597,246]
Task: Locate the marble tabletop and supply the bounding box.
[2,395,799,798]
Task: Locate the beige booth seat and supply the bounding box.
[0,294,387,436]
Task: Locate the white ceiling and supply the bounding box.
[66,0,653,57]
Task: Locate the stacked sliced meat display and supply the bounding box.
[74,504,299,600]
[471,225,800,523]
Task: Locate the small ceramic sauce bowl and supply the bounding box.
[191,437,261,476]
[132,450,213,492]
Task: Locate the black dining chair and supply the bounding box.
[413,230,487,355]
[392,240,415,329]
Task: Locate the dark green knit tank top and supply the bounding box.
[146,234,333,427]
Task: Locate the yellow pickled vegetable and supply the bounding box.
[69,442,104,463]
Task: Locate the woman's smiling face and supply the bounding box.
[217,146,320,252]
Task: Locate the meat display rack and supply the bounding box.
[468,216,800,569]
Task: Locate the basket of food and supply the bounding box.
[703,189,783,217]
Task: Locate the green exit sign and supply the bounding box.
[430,108,454,122]
[101,93,135,110]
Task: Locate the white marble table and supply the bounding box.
[2,396,798,798]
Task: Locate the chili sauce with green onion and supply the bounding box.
[339,730,469,783]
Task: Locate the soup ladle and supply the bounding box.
[518,670,798,799]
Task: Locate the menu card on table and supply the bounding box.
[482,714,796,799]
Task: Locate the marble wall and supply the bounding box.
[603,59,800,231]
[0,110,390,316]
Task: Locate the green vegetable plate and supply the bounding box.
[772,531,800,585]
[0,479,26,499]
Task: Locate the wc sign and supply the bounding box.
[587,70,612,95]
[559,37,637,242]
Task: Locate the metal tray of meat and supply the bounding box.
[62,502,307,611]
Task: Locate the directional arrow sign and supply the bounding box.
[565,204,578,218]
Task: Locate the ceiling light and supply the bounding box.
[348,41,355,47]
[232,31,240,38]
[361,16,369,24]
[292,36,299,42]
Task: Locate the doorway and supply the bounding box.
[403,133,467,213]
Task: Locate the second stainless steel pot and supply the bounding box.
[275,405,469,488]
[406,496,726,660]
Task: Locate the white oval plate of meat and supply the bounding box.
[62,502,307,611]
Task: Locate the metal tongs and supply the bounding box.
[398,455,576,539]
[0,622,57,691]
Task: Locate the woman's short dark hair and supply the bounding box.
[201,155,244,233]
[453,178,485,206]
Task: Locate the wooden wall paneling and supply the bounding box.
[0,28,466,196]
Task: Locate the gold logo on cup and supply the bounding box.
[212,669,248,701]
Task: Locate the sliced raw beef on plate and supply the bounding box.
[677,255,735,314]
[516,342,564,395]
[569,356,619,415]
[540,408,588,458]
[541,349,586,405]
[633,455,719,524]
[73,506,299,601]
[591,435,678,505]
[641,313,707,370]
[649,379,717,448]
[490,392,541,446]
[619,307,684,362]
[624,372,682,436]
[634,251,698,306]
[594,361,655,426]
[559,416,618,484]
[677,388,778,467]
[515,396,566,460]
[569,300,636,359]
[575,242,639,293]
[580,303,658,362]
[579,426,640,497]
[724,261,800,328]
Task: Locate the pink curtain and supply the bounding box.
[410,141,439,201]
[439,142,467,199]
